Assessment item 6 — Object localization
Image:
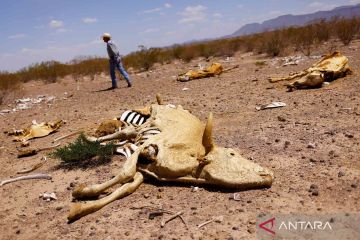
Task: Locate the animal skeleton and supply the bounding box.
[68,98,273,222]
[270,51,351,90]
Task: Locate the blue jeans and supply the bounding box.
[109,59,132,87]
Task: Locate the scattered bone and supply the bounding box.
[39,192,57,201]
[17,144,60,158]
[14,95,56,111]
[0,173,52,187]
[53,130,82,142]
[197,215,224,229]
[229,193,241,201]
[182,87,189,91]
[160,211,184,228]
[0,109,11,116]
[20,141,30,147]
[256,102,286,111]
[191,186,199,192]
[16,98,31,103]
[17,157,47,174]
[282,55,303,66]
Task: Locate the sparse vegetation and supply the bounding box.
[51,134,115,168]
[255,61,267,67]
[1,17,359,91]
[335,17,360,45]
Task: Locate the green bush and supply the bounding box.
[50,134,115,165]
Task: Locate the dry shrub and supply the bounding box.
[123,46,162,71]
[294,25,315,56]
[0,90,5,105]
[260,31,287,56]
[313,19,331,43]
[0,71,21,102]
[335,18,360,45]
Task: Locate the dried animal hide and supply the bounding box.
[177,63,223,82]
[7,120,63,141]
[270,51,351,90]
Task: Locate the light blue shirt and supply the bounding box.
[106,40,120,60]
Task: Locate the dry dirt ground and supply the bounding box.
[1,41,359,240]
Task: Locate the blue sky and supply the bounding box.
[0,0,359,71]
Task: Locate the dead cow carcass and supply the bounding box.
[7,120,63,142]
[68,98,273,222]
[270,51,351,90]
[177,63,223,82]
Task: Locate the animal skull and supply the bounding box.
[270,51,351,90]
[68,100,273,222]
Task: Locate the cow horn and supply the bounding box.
[156,94,163,105]
[202,112,215,154]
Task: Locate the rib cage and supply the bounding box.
[118,110,149,126]
[115,110,160,158]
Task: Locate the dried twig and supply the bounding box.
[17,156,47,174]
[131,206,188,229]
[17,144,60,158]
[53,130,82,143]
[0,173,52,187]
[161,211,184,228]
[197,215,224,229]
[17,162,44,174]
[149,211,164,219]
[222,65,239,73]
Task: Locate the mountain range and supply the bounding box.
[229,3,360,37]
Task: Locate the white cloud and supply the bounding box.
[49,20,64,28]
[34,25,45,29]
[56,28,69,33]
[213,13,222,18]
[141,3,173,14]
[140,28,160,34]
[179,5,207,24]
[349,0,360,4]
[82,17,98,23]
[8,34,26,39]
[307,2,336,11]
[143,7,162,14]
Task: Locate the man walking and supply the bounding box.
[102,33,132,89]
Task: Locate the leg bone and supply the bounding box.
[68,172,144,222]
[87,125,138,143]
[72,150,139,199]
